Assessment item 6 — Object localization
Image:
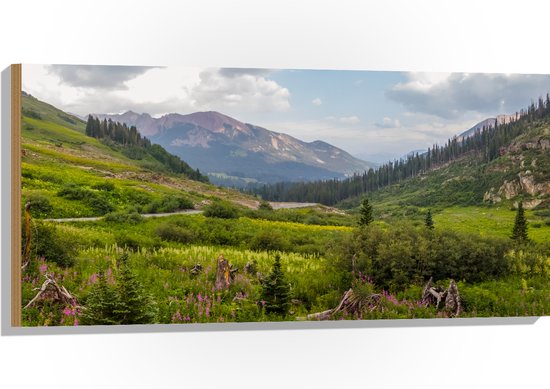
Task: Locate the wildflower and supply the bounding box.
[74,318,79,326]
[172,310,183,323]
[39,262,48,274]
[63,307,73,316]
[88,273,99,285]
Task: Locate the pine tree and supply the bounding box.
[511,201,529,244]
[261,254,290,315]
[114,253,156,324]
[81,270,120,325]
[358,197,374,226]
[425,209,434,230]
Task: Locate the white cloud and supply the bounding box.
[312,97,322,106]
[338,115,360,125]
[47,65,156,89]
[22,65,291,117]
[387,72,550,119]
[375,116,401,128]
[190,69,290,113]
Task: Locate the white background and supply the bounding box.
[1,1,549,387]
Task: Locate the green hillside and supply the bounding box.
[21,93,260,219]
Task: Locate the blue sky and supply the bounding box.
[23,65,550,163]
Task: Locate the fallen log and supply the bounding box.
[303,288,381,321]
[24,273,78,310]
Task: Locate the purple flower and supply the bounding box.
[39,262,48,274]
[172,310,183,323]
[88,273,98,285]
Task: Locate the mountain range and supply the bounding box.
[458,114,518,140]
[94,111,375,186]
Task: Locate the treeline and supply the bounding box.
[85,116,208,182]
[252,95,550,205]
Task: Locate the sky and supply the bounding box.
[23,64,550,163]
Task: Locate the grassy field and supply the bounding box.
[20,93,550,327]
[434,205,550,243]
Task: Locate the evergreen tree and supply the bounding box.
[258,199,273,211]
[425,209,434,230]
[81,270,120,325]
[511,201,529,244]
[261,254,290,315]
[358,197,374,226]
[114,253,156,324]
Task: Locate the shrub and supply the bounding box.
[92,181,115,192]
[57,183,92,200]
[203,201,240,219]
[155,222,196,244]
[339,222,511,291]
[258,200,273,211]
[104,208,143,224]
[25,194,53,218]
[22,108,42,120]
[115,233,141,251]
[250,231,288,252]
[24,222,76,267]
[87,196,114,215]
[58,183,114,215]
[142,195,194,214]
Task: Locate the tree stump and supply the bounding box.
[444,280,462,317]
[215,255,237,288]
[421,278,462,317]
[190,263,202,276]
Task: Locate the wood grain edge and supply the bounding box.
[11,64,22,327]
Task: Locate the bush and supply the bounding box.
[250,231,288,252]
[25,194,53,218]
[58,183,114,215]
[142,195,194,214]
[92,181,115,192]
[57,183,92,200]
[155,222,196,244]
[22,108,42,120]
[203,201,240,219]
[258,200,273,211]
[115,233,141,251]
[24,222,76,267]
[339,222,511,291]
[104,208,143,224]
[87,196,114,215]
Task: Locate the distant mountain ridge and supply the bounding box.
[458,114,518,140]
[95,110,375,186]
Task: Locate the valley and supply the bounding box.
[20,91,550,327]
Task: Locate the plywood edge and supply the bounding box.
[11,64,22,327]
